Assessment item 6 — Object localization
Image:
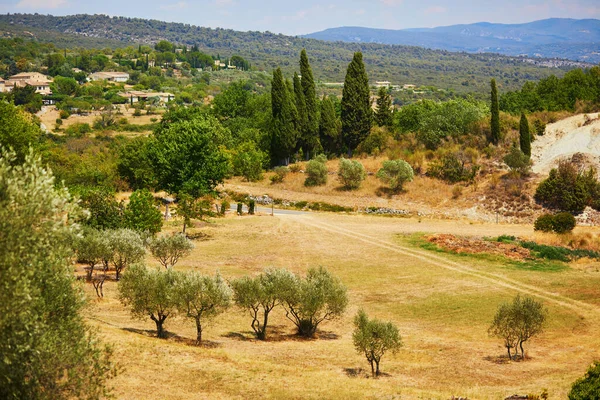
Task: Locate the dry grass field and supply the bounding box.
[83,212,600,399]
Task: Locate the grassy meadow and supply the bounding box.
[82,212,600,399]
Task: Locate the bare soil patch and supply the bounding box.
[425,234,531,260]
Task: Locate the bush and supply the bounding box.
[337,158,366,190]
[65,122,92,138]
[427,152,479,183]
[534,212,576,234]
[503,146,531,176]
[569,361,600,400]
[220,200,229,215]
[231,142,266,182]
[248,199,255,215]
[59,109,70,119]
[304,155,328,187]
[236,202,243,215]
[376,159,414,191]
[288,163,301,173]
[270,166,289,184]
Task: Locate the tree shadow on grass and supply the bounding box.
[343,367,392,379]
[122,327,221,348]
[222,326,340,342]
[375,186,404,199]
[483,354,527,364]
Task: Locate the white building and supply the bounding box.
[89,71,130,83]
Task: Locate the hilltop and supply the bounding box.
[0,13,589,94]
[305,18,600,63]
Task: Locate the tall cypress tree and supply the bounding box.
[374,86,393,127]
[490,78,500,145]
[293,72,308,152]
[519,111,531,157]
[300,49,320,158]
[271,68,297,165]
[341,52,372,156]
[319,95,341,155]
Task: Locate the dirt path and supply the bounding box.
[289,213,600,318]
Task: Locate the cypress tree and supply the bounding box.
[374,86,393,127]
[319,95,341,155]
[341,52,372,156]
[270,68,297,165]
[293,72,308,153]
[490,78,500,145]
[519,111,531,157]
[300,49,320,158]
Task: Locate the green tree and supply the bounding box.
[149,114,230,198]
[374,86,393,127]
[488,301,519,360]
[376,159,414,192]
[78,188,124,230]
[534,161,595,214]
[124,189,163,235]
[109,228,146,280]
[338,157,366,190]
[300,49,320,158]
[51,76,79,96]
[231,141,266,182]
[319,95,341,155]
[0,150,114,399]
[116,136,157,190]
[569,361,600,400]
[352,310,402,377]
[75,228,112,281]
[341,52,372,156]
[174,272,232,344]
[0,100,41,162]
[231,268,290,340]
[519,112,531,157]
[490,78,501,145]
[148,233,194,269]
[280,267,348,337]
[271,68,298,165]
[293,72,308,154]
[304,154,328,187]
[119,264,178,339]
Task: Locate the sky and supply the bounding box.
[0,0,599,35]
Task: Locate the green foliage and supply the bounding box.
[280,267,348,337]
[231,141,266,182]
[231,268,291,340]
[248,199,256,215]
[427,152,479,183]
[488,295,547,360]
[376,159,414,191]
[64,122,92,137]
[375,86,393,128]
[304,154,328,187]
[533,214,555,233]
[270,166,289,183]
[118,264,178,338]
[319,95,341,155]
[490,78,501,145]
[337,157,366,190]
[124,189,163,235]
[503,145,531,176]
[357,126,391,155]
[353,310,402,377]
[519,112,532,157]
[51,76,78,96]
[75,228,112,280]
[149,113,230,198]
[116,136,157,190]
[533,119,546,136]
[534,162,600,214]
[0,150,114,399]
[519,240,599,262]
[341,52,372,156]
[108,228,146,280]
[569,361,600,400]
[174,271,232,344]
[299,49,320,158]
[9,84,42,113]
[271,67,299,164]
[78,188,123,230]
[551,212,577,233]
[0,101,41,162]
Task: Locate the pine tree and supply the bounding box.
[341,52,372,156]
[319,95,341,155]
[374,86,393,127]
[270,68,297,165]
[300,49,320,158]
[490,78,500,145]
[519,112,531,157]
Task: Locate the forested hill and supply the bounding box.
[0,13,590,94]
[305,18,600,64]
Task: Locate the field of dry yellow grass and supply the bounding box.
[83,211,600,399]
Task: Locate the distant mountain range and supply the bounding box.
[305,18,600,63]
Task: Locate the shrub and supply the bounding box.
[59,109,70,119]
[427,152,479,183]
[504,146,531,176]
[220,200,229,215]
[337,158,366,190]
[376,159,414,191]
[569,361,600,400]
[236,202,243,215]
[304,155,328,187]
[270,166,289,183]
[552,212,576,233]
[231,142,266,182]
[65,122,92,138]
[288,163,301,173]
[534,214,554,232]
[248,199,255,215]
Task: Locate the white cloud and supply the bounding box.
[159,1,188,11]
[15,0,67,9]
[424,6,447,14]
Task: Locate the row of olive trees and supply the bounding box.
[303,156,414,192]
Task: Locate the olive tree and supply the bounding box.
[337,158,366,190]
[352,310,402,377]
[376,159,414,192]
[118,264,178,339]
[148,234,194,269]
[231,268,291,340]
[75,228,112,281]
[0,150,115,399]
[174,272,232,344]
[489,295,547,360]
[280,267,348,337]
[109,228,146,280]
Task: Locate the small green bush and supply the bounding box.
[65,122,92,138]
[59,109,70,119]
[534,214,555,232]
[270,166,289,184]
[552,212,576,233]
[304,155,328,187]
[248,199,255,215]
[376,159,414,191]
[289,163,301,173]
[220,200,230,215]
[338,158,366,190]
